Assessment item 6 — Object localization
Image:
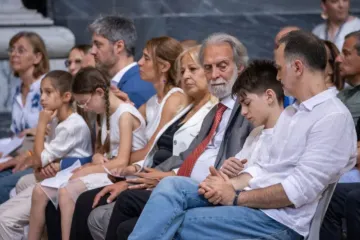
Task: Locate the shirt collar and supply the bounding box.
[220,95,235,110]
[292,89,336,112]
[29,74,45,91]
[111,62,137,84]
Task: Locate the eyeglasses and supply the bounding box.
[65,59,82,68]
[7,47,28,55]
[77,95,92,109]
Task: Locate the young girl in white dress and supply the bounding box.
[44,36,188,240]
[28,67,147,240]
[0,70,93,240]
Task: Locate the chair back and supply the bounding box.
[306,182,338,240]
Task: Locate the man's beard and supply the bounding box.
[208,67,238,99]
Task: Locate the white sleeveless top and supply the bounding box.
[144,87,184,141]
[101,103,146,158]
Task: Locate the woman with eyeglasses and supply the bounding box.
[0,31,49,204]
[323,40,344,93]
[65,45,95,76]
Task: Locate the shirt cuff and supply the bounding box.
[281,177,307,208]
[134,160,145,169]
[241,165,263,178]
[40,150,53,167]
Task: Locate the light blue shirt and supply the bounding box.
[10,76,43,134]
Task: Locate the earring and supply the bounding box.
[321,11,328,20]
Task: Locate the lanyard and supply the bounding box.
[325,19,347,42]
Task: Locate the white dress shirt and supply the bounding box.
[190,96,235,183]
[242,89,357,237]
[41,113,93,166]
[111,62,137,86]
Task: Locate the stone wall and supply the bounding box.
[1,0,360,137]
[51,0,360,59]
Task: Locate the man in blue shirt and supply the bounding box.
[88,15,155,108]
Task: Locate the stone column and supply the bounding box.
[0,0,75,136]
[0,0,75,113]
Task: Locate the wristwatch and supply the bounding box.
[233,190,242,206]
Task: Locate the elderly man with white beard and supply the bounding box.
[77,33,254,240]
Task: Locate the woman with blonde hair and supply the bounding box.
[68,45,217,240]
[43,36,188,240]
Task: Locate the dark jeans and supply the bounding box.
[0,168,32,204]
[320,183,360,240]
[105,189,151,240]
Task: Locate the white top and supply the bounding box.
[41,113,93,167]
[242,89,357,237]
[101,103,146,157]
[312,17,360,51]
[10,75,45,134]
[145,87,184,141]
[190,96,236,183]
[136,100,217,169]
[110,62,137,86]
[233,126,273,170]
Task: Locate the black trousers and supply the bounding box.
[70,187,109,240]
[320,183,360,240]
[45,202,61,240]
[45,187,109,240]
[105,189,152,240]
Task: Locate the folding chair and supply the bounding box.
[306,182,338,240]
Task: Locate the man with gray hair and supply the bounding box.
[128,30,356,240]
[70,32,252,240]
[89,15,155,108]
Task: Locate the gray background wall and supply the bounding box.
[1,0,360,137]
[51,0,360,60]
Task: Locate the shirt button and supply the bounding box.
[174,140,177,145]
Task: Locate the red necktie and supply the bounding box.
[177,103,227,177]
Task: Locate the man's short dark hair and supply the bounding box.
[232,59,284,104]
[278,30,327,72]
[345,30,360,56]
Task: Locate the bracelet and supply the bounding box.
[233,190,242,206]
[27,150,33,157]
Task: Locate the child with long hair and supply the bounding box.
[28,67,147,240]
[0,70,92,240]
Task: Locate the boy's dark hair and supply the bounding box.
[278,30,327,72]
[232,59,284,104]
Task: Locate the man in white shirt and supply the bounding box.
[68,33,252,240]
[98,59,284,240]
[128,30,357,240]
